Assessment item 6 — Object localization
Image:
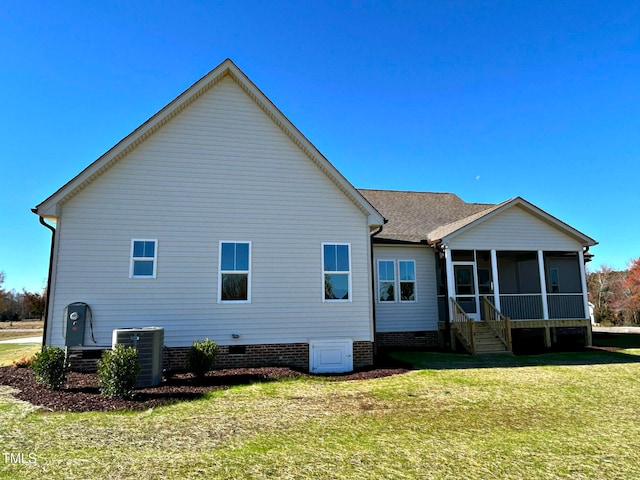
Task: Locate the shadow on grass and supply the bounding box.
[592,332,640,349]
[391,332,640,371]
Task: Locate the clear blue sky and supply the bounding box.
[1,1,638,292]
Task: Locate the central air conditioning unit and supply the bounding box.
[112,327,164,387]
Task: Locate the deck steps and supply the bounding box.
[473,322,510,354]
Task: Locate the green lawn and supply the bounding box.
[1,346,640,479]
[0,344,40,366]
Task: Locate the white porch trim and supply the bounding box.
[578,249,590,319]
[490,249,500,311]
[537,250,549,320]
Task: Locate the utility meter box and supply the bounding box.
[65,303,87,347]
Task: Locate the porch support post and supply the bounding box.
[578,249,590,320]
[491,249,500,311]
[445,246,455,323]
[544,326,552,348]
[578,249,593,346]
[537,250,549,320]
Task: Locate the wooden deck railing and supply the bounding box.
[450,297,475,354]
[483,297,512,352]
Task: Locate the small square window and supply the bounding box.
[130,240,157,278]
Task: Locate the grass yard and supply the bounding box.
[0,344,40,366]
[0,321,43,341]
[1,347,640,479]
[0,321,44,330]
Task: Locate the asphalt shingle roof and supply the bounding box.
[358,189,497,244]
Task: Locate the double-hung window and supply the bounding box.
[219,241,251,302]
[377,259,416,303]
[323,243,351,301]
[378,260,395,302]
[130,239,157,278]
[399,260,416,302]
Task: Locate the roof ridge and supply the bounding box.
[358,188,460,196]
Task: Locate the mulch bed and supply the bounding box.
[0,361,410,413]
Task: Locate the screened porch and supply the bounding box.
[438,249,590,322]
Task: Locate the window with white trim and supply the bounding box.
[399,260,416,302]
[377,260,395,302]
[323,243,351,301]
[130,239,157,278]
[550,268,560,293]
[219,241,251,302]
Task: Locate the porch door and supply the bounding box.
[453,262,480,321]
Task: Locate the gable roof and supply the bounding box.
[360,189,597,247]
[35,59,385,228]
[429,196,597,246]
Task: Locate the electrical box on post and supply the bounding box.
[65,303,87,346]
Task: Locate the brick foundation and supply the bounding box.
[375,331,439,349]
[67,348,104,372]
[353,341,374,367]
[67,341,374,373]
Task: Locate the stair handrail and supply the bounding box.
[482,296,512,352]
[450,297,476,354]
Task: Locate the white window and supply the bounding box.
[130,239,157,278]
[219,241,251,302]
[377,260,396,302]
[399,260,416,302]
[323,243,351,301]
[376,259,417,303]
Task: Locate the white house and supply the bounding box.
[34,59,597,372]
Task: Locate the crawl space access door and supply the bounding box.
[309,339,353,374]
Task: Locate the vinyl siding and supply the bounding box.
[373,245,438,333]
[448,205,584,251]
[48,76,373,348]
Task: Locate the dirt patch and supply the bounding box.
[0,361,410,413]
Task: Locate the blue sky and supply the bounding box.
[1,1,638,292]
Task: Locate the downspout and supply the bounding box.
[370,222,386,356]
[32,208,55,350]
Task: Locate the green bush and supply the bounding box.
[97,345,140,398]
[187,338,219,377]
[31,346,69,390]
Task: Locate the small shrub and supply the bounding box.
[187,338,219,378]
[31,346,69,390]
[97,345,140,398]
[13,355,34,369]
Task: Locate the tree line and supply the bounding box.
[0,271,45,321]
[587,257,640,325]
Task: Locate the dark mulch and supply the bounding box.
[0,360,410,413]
